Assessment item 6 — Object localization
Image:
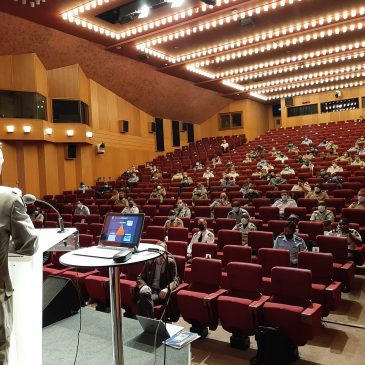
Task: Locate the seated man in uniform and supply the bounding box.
[174,199,191,218]
[306,184,329,201]
[210,192,231,213]
[271,191,297,218]
[348,189,365,209]
[227,201,250,223]
[310,201,334,231]
[274,221,307,266]
[326,218,362,258]
[187,219,215,258]
[163,210,184,232]
[136,242,180,318]
[232,213,257,245]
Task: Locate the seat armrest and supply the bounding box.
[170,283,189,295]
[325,281,342,292]
[249,295,270,309]
[204,289,227,303]
[342,261,355,270]
[301,303,322,323]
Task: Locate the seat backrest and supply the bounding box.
[267,220,288,238]
[298,251,333,285]
[217,230,242,251]
[166,240,187,258]
[258,248,291,277]
[283,207,307,220]
[297,198,318,212]
[222,245,252,268]
[324,198,346,214]
[248,231,274,250]
[215,218,236,232]
[146,225,165,241]
[342,208,365,226]
[213,206,232,218]
[259,207,280,223]
[190,258,222,293]
[298,221,324,242]
[78,234,94,248]
[271,267,312,307]
[193,206,211,218]
[168,227,189,242]
[152,216,168,226]
[316,235,348,264]
[191,242,218,259]
[226,262,263,300]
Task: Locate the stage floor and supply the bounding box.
[43,308,190,365]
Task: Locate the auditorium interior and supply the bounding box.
[1,0,365,364]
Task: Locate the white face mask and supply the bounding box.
[233,207,240,212]
[281,195,288,201]
[358,196,365,203]
[241,218,248,225]
[318,206,326,212]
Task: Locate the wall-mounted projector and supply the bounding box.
[335,90,342,99]
[96,143,106,154]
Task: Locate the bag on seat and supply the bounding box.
[251,326,298,365]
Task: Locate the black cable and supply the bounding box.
[73,268,83,365]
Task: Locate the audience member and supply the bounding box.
[136,242,180,318]
[226,167,239,179]
[180,173,193,187]
[150,185,166,202]
[326,161,343,175]
[291,177,311,194]
[240,179,254,196]
[336,151,352,163]
[127,172,139,186]
[351,155,365,167]
[122,199,139,214]
[74,201,90,215]
[171,171,183,181]
[244,188,260,203]
[164,210,184,231]
[78,182,89,194]
[174,199,191,218]
[192,183,208,203]
[357,116,365,124]
[187,219,215,257]
[280,165,295,175]
[221,139,229,152]
[232,213,257,245]
[348,189,365,209]
[114,191,129,206]
[220,173,236,188]
[33,207,44,223]
[212,154,222,167]
[269,173,287,188]
[318,138,329,147]
[203,167,215,181]
[310,201,334,231]
[306,184,329,200]
[272,191,297,217]
[275,153,288,163]
[227,201,250,223]
[210,192,231,210]
[301,136,313,145]
[193,161,204,171]
[326,218,362,252]
[273,221,307,266]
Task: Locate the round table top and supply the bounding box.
[60,243,163,268]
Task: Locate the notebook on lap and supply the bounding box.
[73,213,145,259]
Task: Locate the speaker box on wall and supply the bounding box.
[65,143,77,160]
[285,97,294,107]
[120,120,129,133]
[43,276,80,327]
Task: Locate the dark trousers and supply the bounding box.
[137,289,164,318]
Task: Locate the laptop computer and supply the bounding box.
[136,315,184,339]
[73,213,145,259]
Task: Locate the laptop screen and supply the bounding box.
[99,213,145,249]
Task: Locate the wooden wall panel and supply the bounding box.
[0,56,13,90]
[34,55,48,97]
[78,66,90,104]
[12,54,36,92]
[47,64,81,100]
[0,142,18,187]
[281,85,365,127]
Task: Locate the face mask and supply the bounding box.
[285,234,294,240]
[77,204,82,209]
[157,186,161,190]
[198,224,205,231]
[358,196,365,203]
[248,189,254,193]
[233,207,240,212]
[241,218,248,225]
[169,216,176,221]
[129,203,134,208]
[281,195,288,201]
[314,188,320,193]
[318,206,325,212]
[177,203,183,208]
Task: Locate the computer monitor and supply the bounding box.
[99,213,145,249]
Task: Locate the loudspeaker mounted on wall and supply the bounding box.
[148,122,156,133]
[120,120,129,133]
[65,143,77,160]
[96,143,106,154]
[285,97,294,107]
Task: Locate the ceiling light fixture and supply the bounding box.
[6,125,15,133]
[138,5,150,19]
[86,131,93,138]
[23,125,31,133]
[66,129,74,137]
[45,128,53,135]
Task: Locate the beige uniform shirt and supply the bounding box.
[232,222,257,245]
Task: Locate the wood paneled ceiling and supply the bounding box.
[2,0,365,102]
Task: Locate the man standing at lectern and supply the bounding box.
[0,146,38,364]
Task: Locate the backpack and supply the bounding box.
[250,326,298,365]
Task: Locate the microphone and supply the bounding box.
[23,194,66,233]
